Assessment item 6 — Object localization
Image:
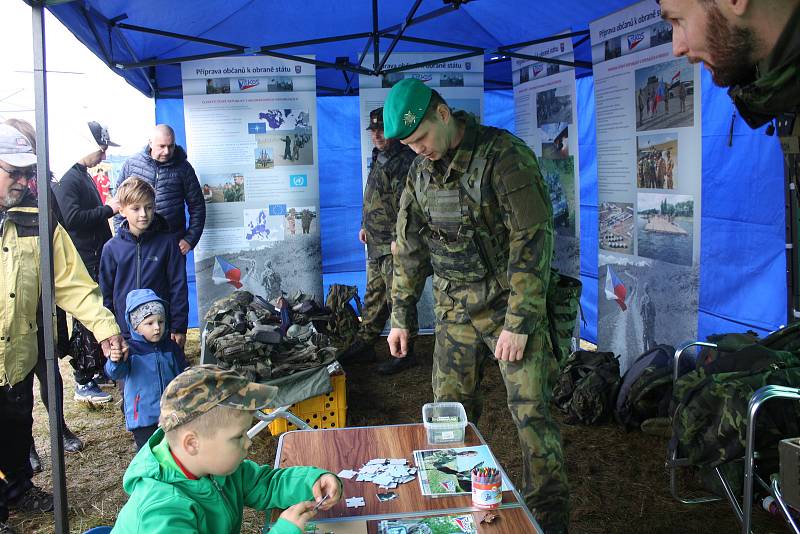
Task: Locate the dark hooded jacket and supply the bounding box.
[117,144,206,247]
[99,213,188,336]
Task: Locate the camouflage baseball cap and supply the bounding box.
[383,78,432,139]
[366,107,384,131]
[159,364,278,432]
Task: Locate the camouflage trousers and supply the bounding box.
[359,254,417,343]
[432,275,570,532]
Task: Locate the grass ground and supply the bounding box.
[9,331,790,533]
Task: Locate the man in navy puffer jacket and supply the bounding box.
[116,124,205,256]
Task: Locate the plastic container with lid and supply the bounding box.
[422,402,468,444]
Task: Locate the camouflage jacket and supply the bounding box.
[728,5,800,128]
[361,141,417,259]
[392,112,554,334]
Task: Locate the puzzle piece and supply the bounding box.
[337,469,357,479]
[345,497,366,508]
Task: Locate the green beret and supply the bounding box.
[383,78,432,139]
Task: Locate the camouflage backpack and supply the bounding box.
[553,350,621,425]
[614,344,680,430]
[547,269,583,367]
[324,284,362,351]
[670,329,800,467]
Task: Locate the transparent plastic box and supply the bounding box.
[422,402,467,444]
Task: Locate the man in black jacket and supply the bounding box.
[116,124,206,258]
[53,121,120,406]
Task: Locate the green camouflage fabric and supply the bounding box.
[359,254,418,343]
[392,112,553,334]
[325,284,362,351]
[546,270,582,367]
[553,350,620,425]
[391,112,567,530]
[361,141,417,259]
[299,209,316,233]
[671,347,800,467]
[159,364,278,432]
[728,6,800,128]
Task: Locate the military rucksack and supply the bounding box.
[613,344,679,430]
[324,284,362,351]
[553,350,621,425]
[670,324,800,467]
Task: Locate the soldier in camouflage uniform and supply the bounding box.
[351,107,421,374]
[384,78,569,532]
[300,209,315,234]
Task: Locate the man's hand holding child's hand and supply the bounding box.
[101,334,128,362]
[312,474,341,511]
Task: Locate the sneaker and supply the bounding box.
[376,353,418,375]
[74,381,112,404]
[62,425,84,453]
[8,485,53,513]
[92,373,115,389]
[29,444,42,474]
[0,520,19,534]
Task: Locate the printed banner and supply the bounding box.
[358,54,484,333]
[182,56,321,321]
[590,1,702,371]
[512,32,581,278]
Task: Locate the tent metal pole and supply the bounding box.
[115,22,242,50]
[499,30,590,51]
[501,51,592,70]
[357,36,373,69]
[382,51,482,74]
[80,4,112,66]
[379,3,462,35]
[118,49,245,70]
[258,32,372,51]
[372,0,379,72]
[376,0,423,72]
[30,3,69,533]
[383,33,483,53]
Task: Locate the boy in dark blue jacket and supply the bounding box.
[106,289,188,449]
[99,177,188,346]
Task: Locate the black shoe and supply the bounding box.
[29,444,42,474]
[339,339,376,363]
[0,520,19,534]
[8,485,54,513]
[377,354,418,375]
[62,425,84,453]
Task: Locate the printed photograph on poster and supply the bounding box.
[637,132,677,189]
[381,72,434,88]
[635,57,694,131]
[637,192,694,266]
[256,130,313,166]
[541,157,575,236]
[448,98,481,117]
[413,445,508,496]
[536,87,573,126]
[439,72,464,87]
[650,20,673,47]
[547,63,560,76]
[267,76,294,92]
[254,147,275,169]
[244,208,285,242]
[205,78,230,94]
[255,109,310,131]
[599,202,634,254]
[200,172,244,203]
[286,205,317,236]
[519,66,530,83]
[378,514,477,534]
[604,36,622,61]
[540,123,569,160]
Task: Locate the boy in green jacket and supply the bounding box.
[111,365,341,533]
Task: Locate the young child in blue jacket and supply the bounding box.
[106,288,188,449]
[99,177,188,346]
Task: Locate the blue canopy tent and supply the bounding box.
[24,1,786,531]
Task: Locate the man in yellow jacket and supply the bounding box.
[0,123,127,534]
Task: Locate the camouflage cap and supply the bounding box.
[366,107,384,131]
[383,78,432,139]
[159,364,278,432]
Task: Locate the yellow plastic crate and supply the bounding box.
[267,373,347,435]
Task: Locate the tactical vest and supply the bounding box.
[412,127,508,284]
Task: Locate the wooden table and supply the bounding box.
[271,423,543,533]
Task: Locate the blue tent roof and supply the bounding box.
[47,0,635,97]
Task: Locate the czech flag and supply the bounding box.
[652,81,665,113]
[604,264,628,311]
[212,256,243,289]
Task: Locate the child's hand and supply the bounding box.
[278,501,317,530]
[108,347,123,362]
[311,474,341,511]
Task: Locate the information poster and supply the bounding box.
[358,54,484,332]
[512,33,581,278]
[590,1,702,371]
[182,56,321,321]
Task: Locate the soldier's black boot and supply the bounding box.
[62,425,84,453]
[376,350,418,375]
[29,444,42,474]
[339,339,376,364]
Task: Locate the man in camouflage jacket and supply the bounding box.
[353,107,420,374]
[383,79,569,532]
